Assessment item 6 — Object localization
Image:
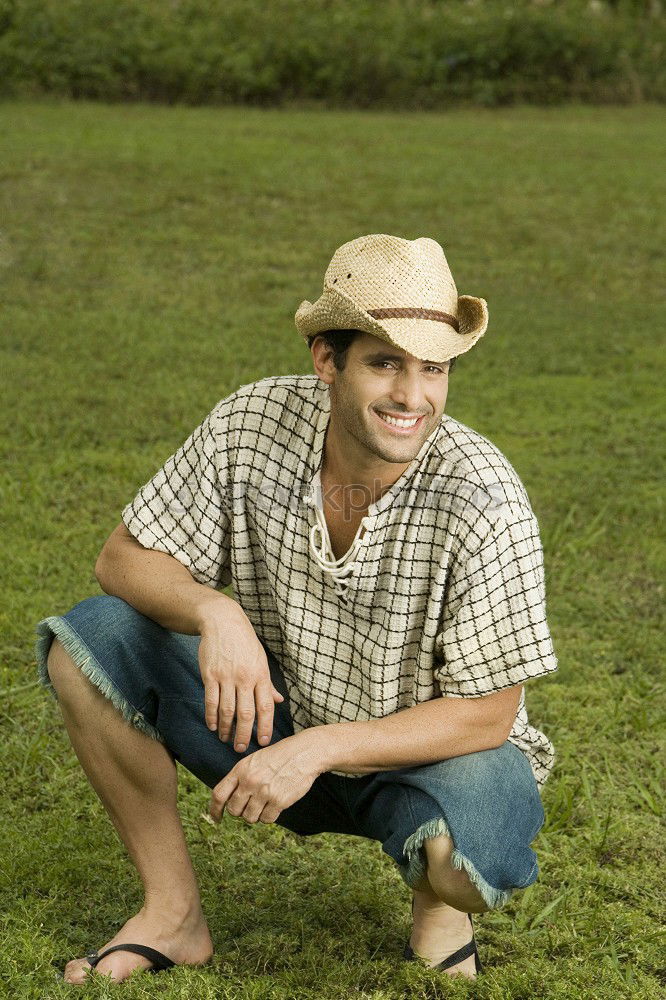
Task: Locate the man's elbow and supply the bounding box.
[495,717,518,747]
[95,545,113,591]
[94,524,131,590]
[487,683,523,748]
[491,721,514,749]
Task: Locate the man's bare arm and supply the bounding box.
[95,522,236,635]
[309,682,524,775]
[95,523,284,749]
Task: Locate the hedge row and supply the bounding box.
[0,0,663,106]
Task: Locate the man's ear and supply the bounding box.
[311,336,337,386]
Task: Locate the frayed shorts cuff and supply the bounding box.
[35,615,164,744]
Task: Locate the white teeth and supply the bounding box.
[378,411,419,428]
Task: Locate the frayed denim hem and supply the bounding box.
[396,816,514,911]
[34,615,164,745]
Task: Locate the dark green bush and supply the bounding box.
[0,0,663,105]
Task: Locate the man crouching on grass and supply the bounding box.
[36,234,558,983]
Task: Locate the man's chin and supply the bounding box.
[369,435,425,466]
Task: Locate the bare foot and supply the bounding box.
[409,888,478,979]
[63,903,213,984]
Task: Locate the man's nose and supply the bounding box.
[388,369,426,414]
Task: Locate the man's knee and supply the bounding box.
[46,636,101,709]
[46,638,76,693]
[423,834,489,913]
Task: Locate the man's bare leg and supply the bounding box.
[46,639,213,984]
[408,834,489,978]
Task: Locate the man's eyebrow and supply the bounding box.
[362,351,446,365]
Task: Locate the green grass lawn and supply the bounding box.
[0,101,664,999]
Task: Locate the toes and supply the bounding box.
[94,954,151,980]
[62,951,153,984]
[63,958,93,985]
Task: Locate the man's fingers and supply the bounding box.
[224,786,252,818]
[259,805,282,824]
[233,687,256,752]
[256,680,277,747]
[217,682,236,742]
[240,797,268,825]
[210,774,238,822]
[204,681,220,732]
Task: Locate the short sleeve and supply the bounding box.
[434,509,558,697]
[122,404,232,589]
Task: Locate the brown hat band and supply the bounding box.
[367,307,459,332]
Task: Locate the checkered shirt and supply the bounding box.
[122,375,558,787]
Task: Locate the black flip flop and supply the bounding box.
[404,903,484,975]
[85,943,175,975]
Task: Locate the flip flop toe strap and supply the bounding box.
[403,912,484,974]
[433,937,477,971]
[86,943,175,972]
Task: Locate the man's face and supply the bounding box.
[314,331,451,470]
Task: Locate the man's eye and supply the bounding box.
[372,362,444,374]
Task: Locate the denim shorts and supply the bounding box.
[35,595,546,911]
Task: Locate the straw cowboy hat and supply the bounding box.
[295,234,488,364]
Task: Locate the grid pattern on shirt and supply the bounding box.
[122,374,558,789]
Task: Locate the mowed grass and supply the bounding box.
[0,101,664,999]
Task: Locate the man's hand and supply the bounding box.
[198,608,285,752]
[96,524,284,752]
[209,729,326,825]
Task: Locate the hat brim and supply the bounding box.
[295,286,488,363]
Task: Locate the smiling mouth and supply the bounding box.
[374,410,426,433]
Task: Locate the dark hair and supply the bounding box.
[307,329,361,371]
[307,329,457,374]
